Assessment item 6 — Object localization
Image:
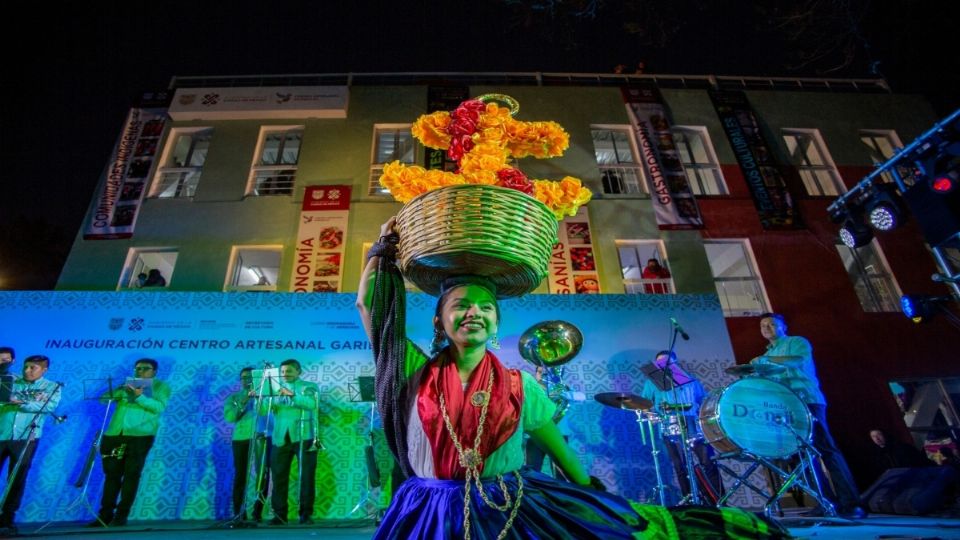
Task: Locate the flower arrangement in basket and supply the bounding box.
[378,94,593,297]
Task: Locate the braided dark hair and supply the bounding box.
[369,236,414,477]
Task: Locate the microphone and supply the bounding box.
[263,361,274,368]
[53,414,68,424]
[669,318,690,341]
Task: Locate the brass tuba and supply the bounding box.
[518,320,583,423]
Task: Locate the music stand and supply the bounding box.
[36,378,118,532]
[346,376,380,521]
[250,368,283,398]
[0,374,14,403]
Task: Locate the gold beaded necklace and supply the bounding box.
[438,369,523,540]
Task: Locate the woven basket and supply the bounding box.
[395,184,558,298]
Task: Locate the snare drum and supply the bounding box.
[661,413,700,439]
[698,377,811,459]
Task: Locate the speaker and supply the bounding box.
[862,466,958,515]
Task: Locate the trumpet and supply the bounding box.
[303,387,324,452]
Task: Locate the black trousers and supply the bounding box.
[231,438,271,519]
[808,404,861,510]
[0,439,38,526]
[98,435,154,521]
[270,439,317,521]
[664,436,723,501]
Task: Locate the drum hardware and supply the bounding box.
[595,392,667,505]
[593,392,653,411]
[723,363,786,378]
[700,377,836,518]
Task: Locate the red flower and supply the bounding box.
[496,168,534,195]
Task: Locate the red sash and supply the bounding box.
[417,350,523,479]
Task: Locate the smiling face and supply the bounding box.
[436,284,499,350]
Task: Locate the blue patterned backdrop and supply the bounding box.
[0,291,768,523]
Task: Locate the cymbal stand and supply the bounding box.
[347,400,380,520]
[672,417,703,506]
[36,388,115,533]
[633,408,667,506]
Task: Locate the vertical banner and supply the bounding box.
[622,86,704,230]
[84,96,170,239]
[425,85,469,171]
[549,207,600,294]
[710,90,802,229]
[290,185,351,292]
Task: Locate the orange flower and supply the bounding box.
[411,112,452,149]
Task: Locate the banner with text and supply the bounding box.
[710,90,802,229]
[290,185,351,292]
[83,106,168,239]
[623,86,704,230]
[549,207,601,294]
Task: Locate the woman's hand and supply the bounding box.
[380,216,397,239]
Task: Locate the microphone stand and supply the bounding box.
[214,366,276,529]
[661,325,702,506]
[0,381,64,524]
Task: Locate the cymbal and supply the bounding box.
[724,363,786,377]
[661,402,692,412]
[594,392,653,410]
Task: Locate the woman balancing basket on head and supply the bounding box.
[357,95,789,539]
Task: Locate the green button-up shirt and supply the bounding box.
[0,377,62,440]
[224,388,266,441]
[262,379,318,445]
[753,335,826,406]
[104,379,171,437]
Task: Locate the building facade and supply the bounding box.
[58,72,960,487]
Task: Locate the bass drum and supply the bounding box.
[698,377,812,459]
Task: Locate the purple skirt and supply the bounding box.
[373,469,646,540]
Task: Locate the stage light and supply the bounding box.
[839,217,873,248]
[901,294,954,323]
[865,184,906,231]
[931,170,956,193]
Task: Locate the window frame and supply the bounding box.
[150,127,213,198]
[835,239,903,313]
[860,129,914,186]
[702,239,772,317]
[671,125,728,195]
[368,124,418,196]
[224,245,283,292]
[782,128,845,196]
[590,125,648,196]
[246,126,305,196]
[615,240,675,294]
[118,247,179,290]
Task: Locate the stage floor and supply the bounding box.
[8,512,960,540]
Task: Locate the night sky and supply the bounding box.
[2,1,957,289]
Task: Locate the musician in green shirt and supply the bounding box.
[265,359,320,525]
[224,367,270,522]
[91,358,171,527]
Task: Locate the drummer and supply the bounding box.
[750,312,866,519]
[639,350,723,503]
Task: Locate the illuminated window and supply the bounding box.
[369,125,417,196]
[226,246,281,291]
[591,126,646,195]
[248,127,304,196]
[120,248,178,290]
[836,240,901,312]
[616,240,674,294]
[151,128,212,198]
[860,129,914,186]
[703,240,770,317]
[782,129,844,196]
[671,126,727,195]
